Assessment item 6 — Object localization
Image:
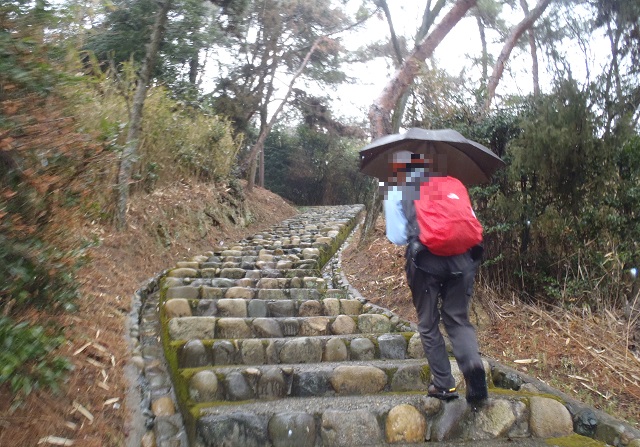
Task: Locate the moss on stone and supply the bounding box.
[545,434,608,447]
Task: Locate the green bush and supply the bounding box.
[0,316,73,409]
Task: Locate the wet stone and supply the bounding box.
[267,300,295,317]
[574,408,598,437]
[164,299,192,318]
[391,364,429,392]
[431,398,468,442]
[289,277,303,288]
[268,412,316,447]
[321,409,382,447]
[241,339,266,365]
[168,317,215,340]
[529,396,573,438]
[408,333,425,358]
[200,262,221,269]
[189,370,219,403]
[276,260,293,270]
[252,318,284,338]
[280,338,322,364]
[357,313,391,334]
[386,404,427,443]
[289,289,321,300]
[298,300,323,317]
[292,369,331,397]
[196,299,217,316]
[224,287,254,299]
[323,298,340,316]
[247,299,268,318]
[151,396,175,417]
[257,278,280,289]
[378,334,407,359]
[349,337,375,361]
[162,277,183,289]
[210,278,237,288]
[220,268,246,279]
[165,286,199,300]
[330,365,387,395]
[216,299,247,317]
[224,371,254,401]
[200,287,225,299]
[257,289,288,300]
[299,317,330,336]
[280,318,300,336]
[236,278,256,288]
[468,399,516,439]
[216,318,253,339]
[492,369,524,390]
[167,268,198,278]
[266,340,285,364]
[323,337,348,362]
[330,315,357,335]
[180,339,211,368]
[256,367,287,400]
[212,340,236,365]
[339,299,362,315]
[197,413,268,447]
[155,414,185,445]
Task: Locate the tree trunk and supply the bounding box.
[361,0,478,244]
[246,37,328,191]
[115,0,172,229]
[519,0,540,96]
[391,0,446,132]
[484,0,552,112]
[477,15,488,90]
[369,0,478,137]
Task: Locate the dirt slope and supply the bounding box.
[0,181,296,447]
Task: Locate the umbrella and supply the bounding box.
[359,128,505,185]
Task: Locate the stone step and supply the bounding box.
[164,297,364,319]
[181,358,458,403]
[191,392,566,446]
[175,333,426,368]
[167,313,402,341]
[163,278,344,295]
[166,267,322,280]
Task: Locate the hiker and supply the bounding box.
[382,149,488,404]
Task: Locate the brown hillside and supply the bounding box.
[0,181,296,447]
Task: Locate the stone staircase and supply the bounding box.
[130,205,640,447]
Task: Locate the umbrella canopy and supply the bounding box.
[359,128,506,185]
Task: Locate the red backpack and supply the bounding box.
[414,176,483,256]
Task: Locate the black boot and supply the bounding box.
[466,366,488,404]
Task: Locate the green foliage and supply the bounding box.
[0,235,80,313]
[143,88,241,183]
[410,74,640,309]
[263,124,370,205]
[0,316,73,408]
[68,68,242,194]
[0,1,59,93]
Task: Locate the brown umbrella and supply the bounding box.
[359,128,505,185]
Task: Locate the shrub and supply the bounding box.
[0,316,73,410]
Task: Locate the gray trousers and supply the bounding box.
[405,244,484,390]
